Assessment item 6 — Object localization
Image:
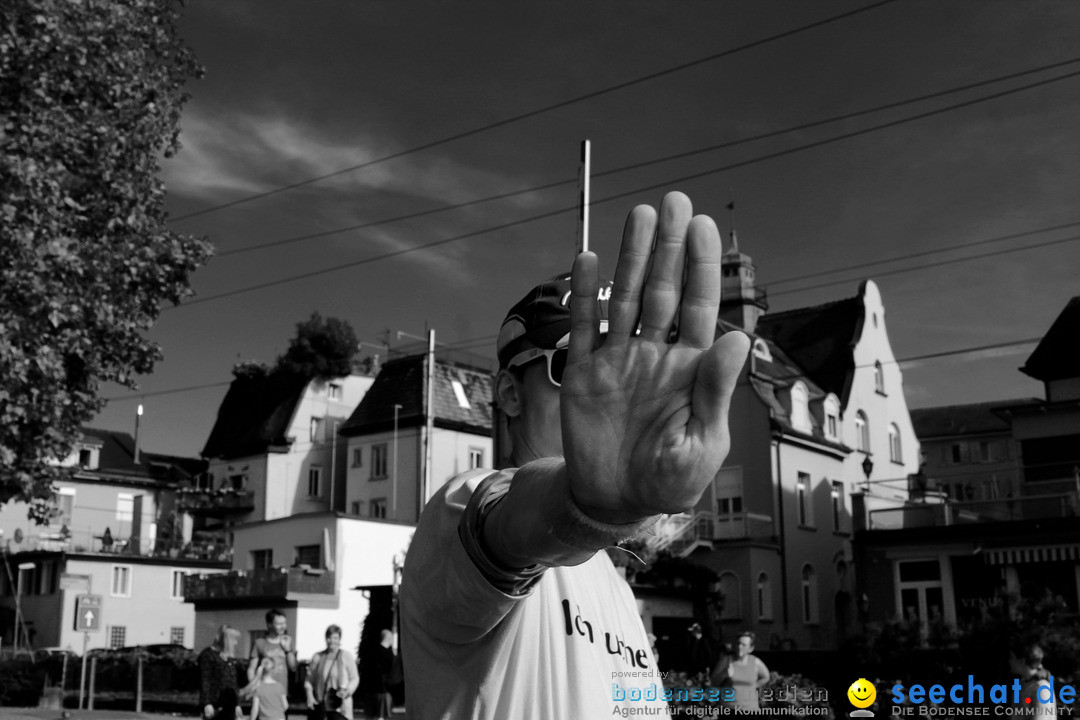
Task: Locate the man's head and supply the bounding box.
[265,608,287,635]
[495,272,612,464]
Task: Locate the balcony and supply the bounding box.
[653,511,776,557]
[867,492,1079,531]
[176,488,256,517]
[184,566,336,602]
[720,285,768,307]
[4,526,232,563]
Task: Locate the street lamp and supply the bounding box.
[15,561,35,652]
[861,454,874,493]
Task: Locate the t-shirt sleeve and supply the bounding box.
[402,468,542,644]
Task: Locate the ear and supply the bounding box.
[495,369,522,418]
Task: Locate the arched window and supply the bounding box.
[874,361,885,394]
[790,381,810,431]
[719,572,741,620]
[824,394,841,441]
[752,338,772,362]
[855,411,870,452]
[757,572,773,620]
[802,564,818,623]
[889,423,902,463]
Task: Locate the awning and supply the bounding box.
[984,544,1080,565]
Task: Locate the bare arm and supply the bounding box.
[249,696,259,720]
[483,192,748,569]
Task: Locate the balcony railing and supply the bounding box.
[184,566,336,602]
[867,492,1079,531]
[176,488,256,516]
[655,511,776,556]
[2,527,232,562]
[720,285,768,305]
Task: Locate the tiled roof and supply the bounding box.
[76,427,205,483]
[201,371,310,459]
[910,399,1038,438]
[340,354,493,436]
[1021,296,1080,381]
[755,289,864,406]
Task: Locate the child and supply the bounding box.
[248,657,288,720]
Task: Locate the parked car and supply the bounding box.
[33,647,80,661]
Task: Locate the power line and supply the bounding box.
[168,0,901,224]
[214,55,1080,260]
[166,67,1080,310]
[768,219,1080,287]
[769,234,1080,298]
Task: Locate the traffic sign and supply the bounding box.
[74,595,102,631]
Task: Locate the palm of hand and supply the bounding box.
[561,193,747,524]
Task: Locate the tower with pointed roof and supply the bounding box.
[718,217,768,334]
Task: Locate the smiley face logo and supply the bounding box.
[848,678,877,709]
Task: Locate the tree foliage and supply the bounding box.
[0,0,211,519]
[275,313,359,380]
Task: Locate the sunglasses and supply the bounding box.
[506,346,568,387]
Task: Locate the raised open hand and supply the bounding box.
[561,192,749,524]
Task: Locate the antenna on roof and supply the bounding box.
[134,403,144,464]
[726,189,738,253]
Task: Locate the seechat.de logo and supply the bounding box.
[849,678,878,718]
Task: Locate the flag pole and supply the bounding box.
[578,140,591,255]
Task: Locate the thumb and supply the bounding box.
[692,330,750,433]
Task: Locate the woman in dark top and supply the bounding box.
[199,624,243,720]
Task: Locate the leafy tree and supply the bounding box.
[276,313,359,380]
[0,0,211,520]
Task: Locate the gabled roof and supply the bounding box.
[75,427,205,484]
[755,287,865,406]
[1021,296,1080,382]
[201,371,310,460]
[737,324,846,452]
[340,354,493,437]
[910,399,1036,439]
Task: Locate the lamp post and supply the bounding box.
[861,453,874,494]
[392,403,402,520]
[15,561,35,653]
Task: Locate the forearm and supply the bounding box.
[481,457,659,570]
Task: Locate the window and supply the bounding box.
[790,382,810,431]
[328,383,342,400]
[950,443,963,464]
[855,411,869,453]
[896,559,945,638]
[111,565,131,597]
[874,361,885,394]
[116,493,134,523]
[251,549,273,570]
[469,447,484,470]
[757,573,773,620]
[352,447,363,467]
[371,444,388,479]
[310,416,325,443]
[170,627,185,646]
[451,379,471,409]
[752,338,772,362]
[295,545,321,568]
[889,424,902,463]
[718,573,741,620]
[796,473,812,527]
[350,501,362,516]
[824,395,840,441]
[831,481,844,532]
[801,564,818,623]
[718,496,744,514]
[79,448,92,466]
[109,626,127,648]
[170,570,187,600]
[307,466,322,498]
[370,498,387,519]
[53,488,75,526]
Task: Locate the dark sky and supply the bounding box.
[94,1,1080,457]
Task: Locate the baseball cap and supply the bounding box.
[496,272,613,368]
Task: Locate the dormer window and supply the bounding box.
[790,382,810,432]
[328,383,342,401]
[823,394,841,441]
[752,339,772,362]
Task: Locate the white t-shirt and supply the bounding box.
[402,469,670,719]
